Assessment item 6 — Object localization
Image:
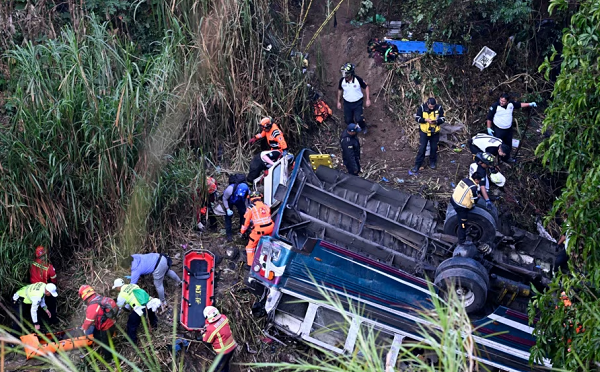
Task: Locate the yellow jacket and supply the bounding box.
[452,177,479,209]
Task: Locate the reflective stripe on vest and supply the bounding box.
[472,134,502,152]
[249,202,272,226]
[120,284,142,307]
[419,106,442,136]
[452,178,478,209]
[207,318,237,353]
[17,282,46,304]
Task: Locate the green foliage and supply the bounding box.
[357,0,374,20]
[531,0,600,369]
[406,0,532,40]
[0,16,188,295]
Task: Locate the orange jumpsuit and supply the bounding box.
[254,123,288,151]
[241,201,274,265]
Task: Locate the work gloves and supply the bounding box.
[487,128,494,136]
[249,137,258,145]
[530,102,537,108]
[485,199,493,211]
[226,208,234,216]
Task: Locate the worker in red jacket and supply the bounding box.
[201,306,237,372]
[30,245,58,325]
[79,285,118,359]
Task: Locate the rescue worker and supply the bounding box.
[79,285,117,359]
[201,306,237,372]
[222,177,249,242]
[197,176,219,231]
[469,152,496,215]
[122,253,182,308]
[340,123,362,175]
[450,172,484,244]
[337,63,371,133]
[11,282,58,334]
[411,98,445,173]
[241,191,274,267]
[486,94,537,161]
[247,150,283,183]
[468,133,511,162]
[249,117,288,153]
[112,278,160,345]
[29,245,58,325]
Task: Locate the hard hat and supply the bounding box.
[346,123,362,133]
[475,152,495,166]
[112,278,125,289]
[35,245,47,258]
[206,176,217,194]
[78,285,96,301]
[260,117,272,130]
[248,190,262,203]
[203,305,221,323]
[341,63,355,77]
[490,171,506,187]
[45,283,58,297]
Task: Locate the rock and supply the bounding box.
[225,247,239,260]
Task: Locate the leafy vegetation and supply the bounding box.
[406,0,533,40]
[530,0,600,369]
[0,16,189,290]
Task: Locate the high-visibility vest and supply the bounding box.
[452,177,479,209]
[204,315,237,354]
[119,284,143,308]
[242,201,272,233]
[16,282,46,304]
[256,124,287,151]
[471,134,502,152]
[418,104,444,136]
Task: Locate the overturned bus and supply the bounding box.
[248,149,556,371]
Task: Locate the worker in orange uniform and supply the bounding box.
[201,306,237,372]
[249,117,288,154]
[30,245,58,325]
[240,191,274,267]
[79,285,118,359]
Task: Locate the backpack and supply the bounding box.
[228,173,249,204]
[230,182,249,205]
[133,288,150,306]
[89,296,119,328]
[228,173,246,186]
[313,99,333,123]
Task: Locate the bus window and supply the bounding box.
[308,306,350,349]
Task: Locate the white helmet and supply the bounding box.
[45,283,58,297]
[203,305,221,323]
[112,278,125,289]
[490,171,506,187]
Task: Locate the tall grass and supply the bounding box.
[252,283,486,372]
[0,15,191,292]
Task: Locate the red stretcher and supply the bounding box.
[181,250,215,331]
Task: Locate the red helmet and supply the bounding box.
[35,246,47,258]
[78,285,96,301]
[206,176,217,194]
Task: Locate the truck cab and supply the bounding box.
[248,149,556,371]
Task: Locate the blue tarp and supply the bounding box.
[387,40,465,55]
